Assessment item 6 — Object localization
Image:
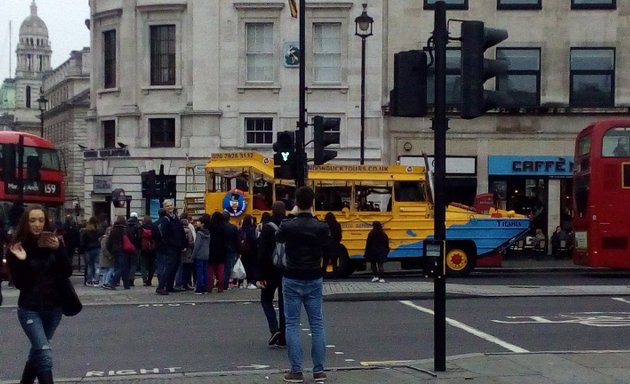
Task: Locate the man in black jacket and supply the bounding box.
[155,200,186,295]
[256,201,287,347]
[277,186,330,383]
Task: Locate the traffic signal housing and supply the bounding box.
[460,20,509,119]
[273,131,296,179]
[390,50,427,117]
[313,116,340,165]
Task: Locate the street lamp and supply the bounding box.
[37,91,48,137]
[355,3,373,165]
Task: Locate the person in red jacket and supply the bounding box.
[7,205,72,384]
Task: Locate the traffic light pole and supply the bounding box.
[432,0,447,372]
[296,0,307,187]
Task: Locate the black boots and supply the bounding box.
[19,361,36,384]
[36,370,54,384]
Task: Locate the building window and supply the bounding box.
[25,86,31,108]
[424,0,468,10]
[150,118,175,147]
[313,23,341,83]
[245,118,273,145]
[570,48,615,107]
[496,48,540,107]
[497,0,541,10]
[102,120,116,148]
[427,49,461,107]
[103,30,117,89]
[571,0,616,10]
[246,23,273,82]
[150,25,176,86]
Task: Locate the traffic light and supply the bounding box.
[313,116,340,165]
[141,170,156,197]
[460,20,509,119]
[164,176,177,199]
[273,131,296,179]
[389,50,427,117]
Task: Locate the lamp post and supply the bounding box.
[37,91,48,137]
[355,3,373,165]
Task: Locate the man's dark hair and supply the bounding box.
[295,186,315,210]
[271,201,286,216]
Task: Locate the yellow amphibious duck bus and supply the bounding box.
[199,151,529,277]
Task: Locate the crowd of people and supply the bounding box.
[2,188,395,383]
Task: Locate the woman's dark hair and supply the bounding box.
[324,212,337,224]
[86,216,99,231]
[11,205,53,245]
[261,212,271,224]
[295,186,315,210]
[199,213,211,228]
[143,215,153,225]
[242,214,254,228]
[114,215,126,225]
[372,221,383,231]
[211,211,224,224]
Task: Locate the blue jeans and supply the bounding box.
[17,307,62,374]
[84,248,100,283]
[99,267,113,287]
[223,251,237,289]
[195,259,208,292]
[282,277,325,374]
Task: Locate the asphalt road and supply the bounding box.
[3,294,630,381]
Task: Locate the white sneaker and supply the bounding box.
[378,278,386,283]
[247,284,258,289]
[371,276,379,282]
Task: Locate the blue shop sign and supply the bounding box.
[488,156,574,177]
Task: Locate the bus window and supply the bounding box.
[394,181,424,202]
[314,181,351,211]
[275,181,296,211]
[602,127,630,157]
[355,184,392,212]
[577,135,591,157]
[252,172,273,210]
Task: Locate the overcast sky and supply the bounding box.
[0,0,90,80]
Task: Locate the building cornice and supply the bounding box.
[233,2,284,11]
[92,9,122,21]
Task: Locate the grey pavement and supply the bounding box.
[3,259,630,383]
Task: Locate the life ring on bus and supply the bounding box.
[445,242,475,277]
[222,189,247,217]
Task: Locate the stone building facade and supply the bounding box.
[85,0,630,239]
[42,48,91,216]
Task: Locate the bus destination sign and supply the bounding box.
[5,181,61,196]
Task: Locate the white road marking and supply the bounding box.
[612,297,630,304]
[399,300,529,353]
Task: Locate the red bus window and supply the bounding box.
[624,163,630,189]
[602,127,630,157]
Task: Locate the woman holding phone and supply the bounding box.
[6,205,71,384]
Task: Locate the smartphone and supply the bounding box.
[38,231,55,247]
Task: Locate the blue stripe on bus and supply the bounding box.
[349,218,530,259]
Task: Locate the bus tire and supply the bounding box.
[445,242,475,277]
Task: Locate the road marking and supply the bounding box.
[399,300,529,353]
[612,297,630,304]
[236,364,270,369]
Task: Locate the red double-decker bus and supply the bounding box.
[0,131,65,227]
[573,119,630,269]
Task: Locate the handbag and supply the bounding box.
[58,278,82,316]
[122,233,136,254]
